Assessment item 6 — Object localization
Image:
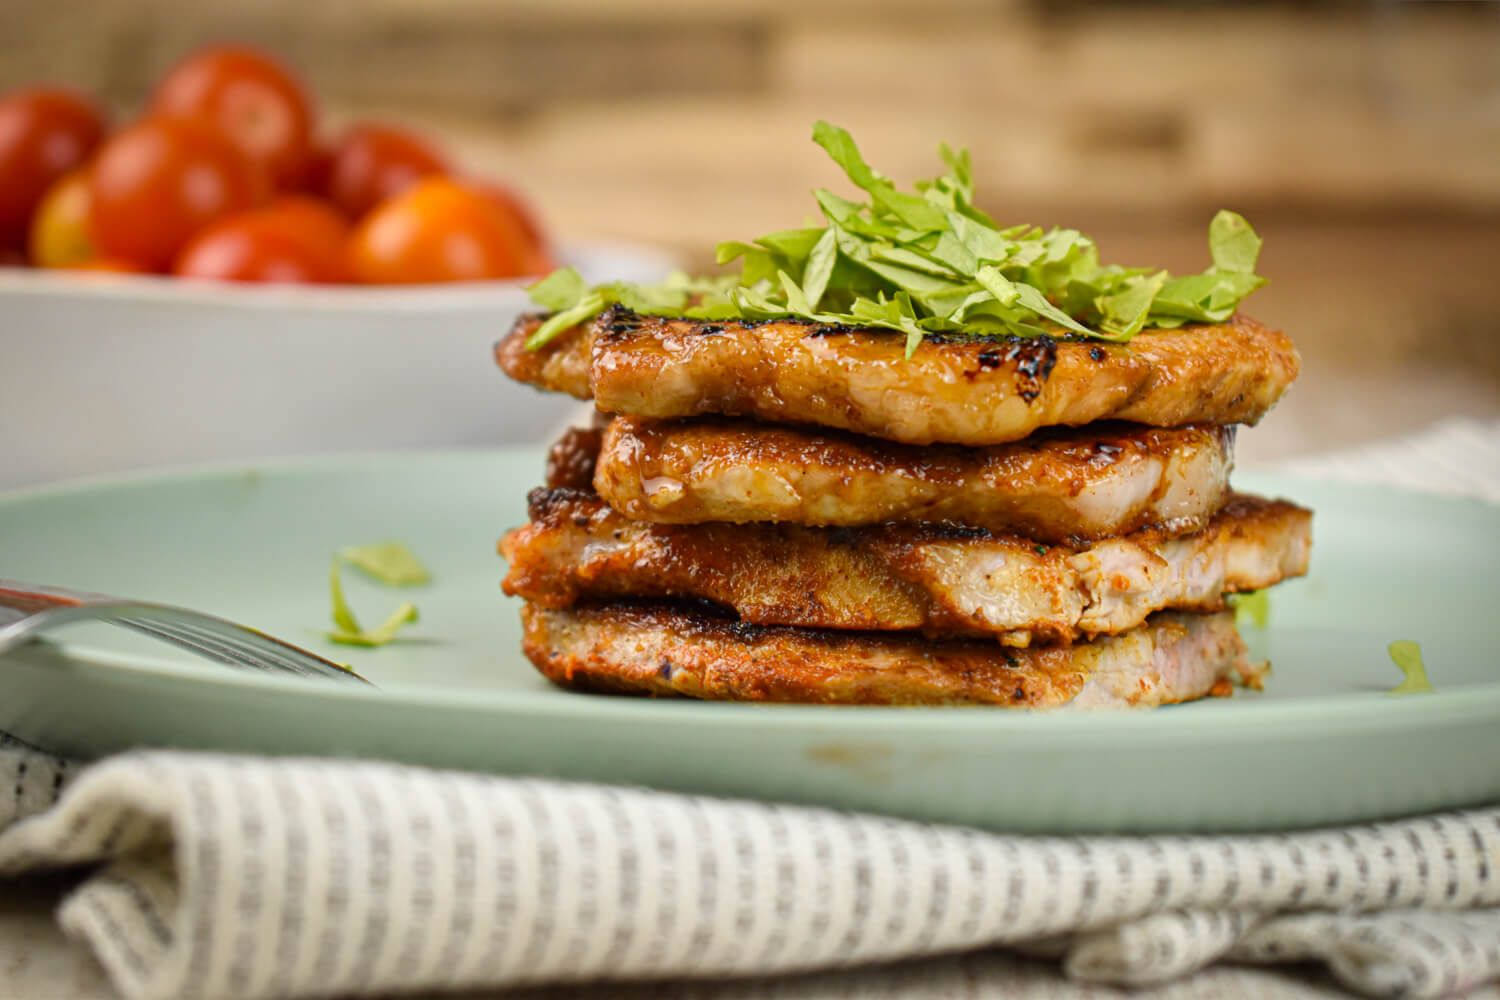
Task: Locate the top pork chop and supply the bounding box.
[497,309,1299,447]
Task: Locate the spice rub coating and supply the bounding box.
[496,310,1299,446]
[503,489,1309,646]
[520,603,1252,707]
[595,417,1234,542]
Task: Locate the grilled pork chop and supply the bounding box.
[595,417,1234,542]
[497,310,1299,446]
[521,603,1254,707]
[504,490,1309,645]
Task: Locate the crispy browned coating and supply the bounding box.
[595,417,1235,541]
[544,424,605,490]
[496,310,1299,446]
[520,603,1251,707]
[503,490,1310,645]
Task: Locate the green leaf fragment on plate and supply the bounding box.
[325,542,428,648]
[1228,590,1270,629]
[329,601,419,648]
[339,541,431,587]
[1387,640,1435,694]
[523,121,1268,349]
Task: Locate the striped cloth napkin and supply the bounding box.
[2,420,1498,1000]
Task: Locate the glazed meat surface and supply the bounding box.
[503,490,1310,646]
[520,603,1253,708]
[497,310,1299,446]
[595,417,1235,541]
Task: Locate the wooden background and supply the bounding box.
[3,0,1498,458]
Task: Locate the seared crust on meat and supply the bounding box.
[520,603,1252,707]
[596,417,1235,541]
[545,423,606,490]
[496,310,1299,445]
[503,490,1310,645]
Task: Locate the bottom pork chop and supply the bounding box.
[595,418,1234,543]
[503,490,1310,646]
[521,603,1254,708]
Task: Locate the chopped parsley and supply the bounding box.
[1227,590,1270,629]
[1387,640,1434,695]
[526,121,1266,355]
[325,542,428,648]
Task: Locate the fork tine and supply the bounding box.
[113,612,363,683]
[112,617,283,676]
[159,619,333,679]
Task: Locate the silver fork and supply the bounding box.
[0,580,369,684]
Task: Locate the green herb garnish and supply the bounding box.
[338,541,431,587]
[526,121,1266,355]
[325,544,427,648]
[1228,590,1270,629]
[1387,640,1434,694]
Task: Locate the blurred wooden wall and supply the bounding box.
[3,0,1498,453]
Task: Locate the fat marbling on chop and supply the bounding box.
[494,122,1309,708]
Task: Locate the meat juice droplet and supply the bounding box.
[642,475,685,508]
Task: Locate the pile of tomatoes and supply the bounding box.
[0,45,551,285]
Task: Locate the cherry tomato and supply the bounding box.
[150,45,314,190]
[326,124,447,219]
[28,169,94,267]
[256,195,349,256]
[294,138,336,196]
[0,88,106,249]
[88,116,266,270]
[471,179,547,253]
[64,256,145,274]
[349,177,540,284]
[173,204,347,284]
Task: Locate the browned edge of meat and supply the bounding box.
[520,602,1252,708]
[497,310,1299,446]
[502,489,1311,646]
[595,416,1235,542]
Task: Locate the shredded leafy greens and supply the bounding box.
[1227,590,1270,629]
[326,543,428,648]
[1387,640,1435,695]
[339,541,431,587]
[526,121,1266,355]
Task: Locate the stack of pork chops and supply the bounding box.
[496,307,1312,708]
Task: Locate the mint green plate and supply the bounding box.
[1,451,1496,833]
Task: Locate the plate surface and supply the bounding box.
[1,451,1496,833]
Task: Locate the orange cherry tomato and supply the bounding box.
[0,87,106,249]
[88,116,267,271]
[63,256,146,274]
[28,169,94,267]
[348,177,538,284]
[173,204,347,284]
[150,45,314,190]
[471,180,547,251]
[325,124,447,219]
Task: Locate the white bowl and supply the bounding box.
[0,242,673,489]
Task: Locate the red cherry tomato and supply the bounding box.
[150,45,314,190]
[0,87,106,249]
[28,168,95,267]
[325,124,447,219]
[88,116,267,270]
[256,195,349,257]
[348,177,537,284]
[173,203,347,284]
